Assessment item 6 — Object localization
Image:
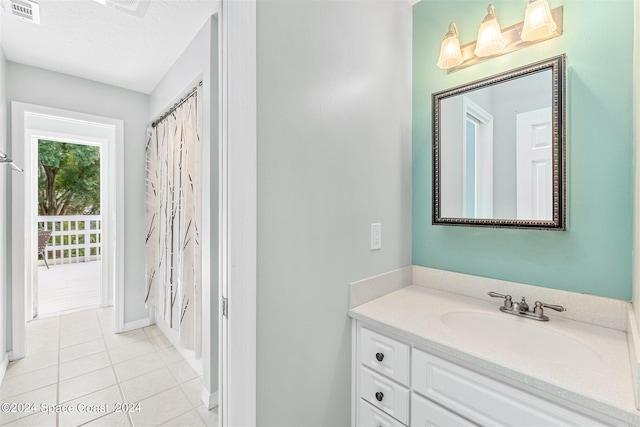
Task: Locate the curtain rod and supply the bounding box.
[151,81,203,128]
[0,151,23,173]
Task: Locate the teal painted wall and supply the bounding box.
[413,0,634,300]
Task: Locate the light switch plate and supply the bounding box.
[370,223,381,250]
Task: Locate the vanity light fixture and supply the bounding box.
[474,4,506,57]
[437,22,463,69]
[437,1,563,72]
[521,0,557,42]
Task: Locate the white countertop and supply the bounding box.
[349,284,640,426]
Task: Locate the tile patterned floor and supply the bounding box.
[0,307,218,426]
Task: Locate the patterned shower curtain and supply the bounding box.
[145,88,202,357]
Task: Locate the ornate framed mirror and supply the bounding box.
[432,54,566,230]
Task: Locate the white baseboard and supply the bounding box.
[121,317,153,332]
[201,389,218,410]
[0,353,9,385]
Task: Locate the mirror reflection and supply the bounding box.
[433,55,565,230]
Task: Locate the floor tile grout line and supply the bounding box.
[58,353,112,383]
[0,378,59,405]
[59,350,107,366]
[58,377,119,406]
[160,405,199,426]
[134,384,195,426]
[117,361,174,387]
[57,310,106,426]
[140,325,207,418]
[1,358,59,383]
[120,371,185,406]
[2,307,216,427]
[75,410,113,427]
[97,308,134,427]
[59,336,106,351]
[0,362,57,422]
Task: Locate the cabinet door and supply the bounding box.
[360,366,410,425]
[411,393,476,427]
[359,399,405,427]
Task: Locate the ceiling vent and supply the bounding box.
[94,0,152,18]
[5,0,40,24]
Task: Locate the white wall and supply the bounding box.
[440,96,463,217]
[6,64,150,324]
[149,16,219,404]
[256,1,412,424]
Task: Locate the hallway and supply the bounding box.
[0,307,217,426]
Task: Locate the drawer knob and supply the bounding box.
[375,391,384,402]
[375,352,384,362]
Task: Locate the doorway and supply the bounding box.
[11,102,124,360]
[36,138,103,318]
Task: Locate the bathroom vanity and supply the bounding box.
[349,267,640,426]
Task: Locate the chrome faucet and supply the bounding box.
[512,296,529,313]
[488,292,566,321]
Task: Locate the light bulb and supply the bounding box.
[521,0,557,42]
[437,22,463,69]
[474,4,507,58]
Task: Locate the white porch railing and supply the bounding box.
[37,215,101,266]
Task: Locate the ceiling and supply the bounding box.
[1,0,218,94]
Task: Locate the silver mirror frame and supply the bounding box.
[432,54,566,230]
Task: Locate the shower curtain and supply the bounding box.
[145,88,202,357]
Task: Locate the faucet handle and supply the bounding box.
[533,301,566,316]
[488,292,513,309]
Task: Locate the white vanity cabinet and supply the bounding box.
[357,326,410,425]
[353,321,626,427]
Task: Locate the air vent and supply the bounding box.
[5,0,40,24]
[94,0,152,18]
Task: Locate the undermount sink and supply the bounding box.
[441,311,602,365]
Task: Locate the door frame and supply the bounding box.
[218,0,257,424]
[11,102,124,360]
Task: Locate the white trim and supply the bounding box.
[461,97,494,218]
[11,102,124,358]
[0,352,8,384]
[11,104,27,359]
[219,0,257,425]
[350,320,358,426]
[122,317,153,332]
[201,389,219,410]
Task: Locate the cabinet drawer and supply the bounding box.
[358,399,405,427]
[360,366,409,425]
[411,392,476,427]
[360,326,410,386]
[412,348,612,427]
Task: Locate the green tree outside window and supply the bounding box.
[38,140,101,216]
